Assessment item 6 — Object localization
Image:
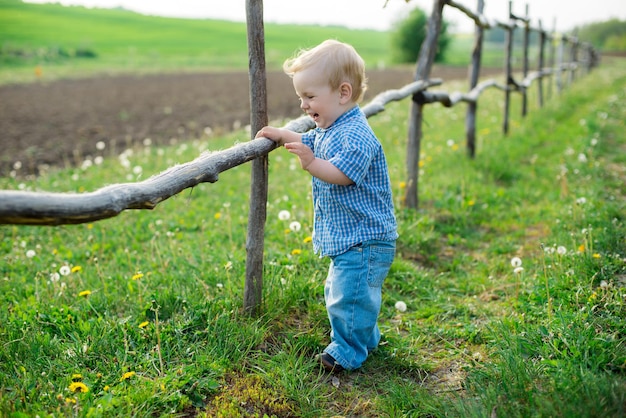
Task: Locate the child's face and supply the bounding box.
[292,67,348,129]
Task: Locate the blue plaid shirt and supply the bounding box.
[301,106,398,256]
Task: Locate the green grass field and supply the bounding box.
[1,1,625,416]
[0,0,392,84]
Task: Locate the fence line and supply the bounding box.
[0,79,440,226]
[402,0,597,208]
[0,0,597,312]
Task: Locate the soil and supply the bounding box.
[0,66,478,177]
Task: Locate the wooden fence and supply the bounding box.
[0,0,597,313]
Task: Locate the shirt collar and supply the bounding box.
[315,105,360,133]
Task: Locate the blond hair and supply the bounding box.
[283,39,368,103]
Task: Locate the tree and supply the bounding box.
[391,6,451,64]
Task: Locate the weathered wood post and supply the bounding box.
[537,20,546,107]
[244,0,269,315]
[404,0,446,209]
[556,33,565,94]
[502,1,514,135]
[547,18,556,101]
[521,4,530,117]
[465,0,484,159]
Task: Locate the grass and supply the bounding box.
[1,48,625,416]
[0,0,391,84]
[1,1,625,415]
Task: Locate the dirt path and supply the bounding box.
[0,66,478,177]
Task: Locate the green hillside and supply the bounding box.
[0,0,391,82]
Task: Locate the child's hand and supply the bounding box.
[255,126,283,145]
[284,143,315,170]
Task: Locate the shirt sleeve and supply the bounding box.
[328,130,377,186]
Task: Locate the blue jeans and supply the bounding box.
[323,239,396,370]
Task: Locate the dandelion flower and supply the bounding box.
[510,257,522,267]
[26,249,36,258]
[395,301,407,312]
[291,249,302,255]
[131,272,144,281]
[214,212,222,220]
[78,290,91,297]
[138,321,150,329]
[399,181,406,189]
[592,253,601,259]
[513,267,524,274]
[289,221,301,232]
[59,266,71,276]
[103,385,110,391]
[68,382,89,393]
[278,210,290,221]
[576,197,587,205]
[557,246,567,255]
[71,266,82,273]
[120,371,135,381]
[578,244,585,252]
[303,236,313,244]
[71,374,83,381]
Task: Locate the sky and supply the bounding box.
[24,0,626,33]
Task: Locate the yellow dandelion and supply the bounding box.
[578,244,585,252]
[284,228,291,234]
[120,371,135,381]
[139,321,150,329]
[87,223,94,229]
[303,236,313,244]
[399,181,406,189]
[131,272,144,281]
[214,212,222,220]
[418,160,425,168]
[71,266,82,273]
[68,382,89,393]
[291,249,302,255]
[103,385,110,391]
[71,374,83,381]
[467,200,475,206]
[592,253,601,259]
[78,290,91,297]
[65,397,77,404]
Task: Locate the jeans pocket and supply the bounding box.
[366,244,395,288]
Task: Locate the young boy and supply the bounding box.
[255,39,398,373]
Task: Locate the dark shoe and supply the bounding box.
[318,353,344,373]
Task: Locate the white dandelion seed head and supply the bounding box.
[395,301,407,312]
[289,221,301,232]
[96,141,106,150]
[26,249,36,258]
[578,153,588,163]
[278,210,291,221]
[514,267,524,274]
[59,265,71,276]
[576,197,587,205]
[49,272,60,282]
[600,280,609,289]
[557,246,567,255]
[510,257,522,267]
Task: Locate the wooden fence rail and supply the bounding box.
[0,79,440,226]
[0,0,596,312]
[402,0,597,208]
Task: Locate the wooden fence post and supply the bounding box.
[244,0,268,315]
[502,0,514,135]
[404,0,446,209]
[465,0,484,159]
[537,20,546,107]
[521,4,530,117]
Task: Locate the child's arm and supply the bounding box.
[284,143,353,186]
[255,126,301,146]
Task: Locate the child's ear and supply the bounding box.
[339,82,352,103]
